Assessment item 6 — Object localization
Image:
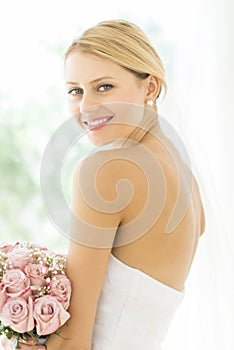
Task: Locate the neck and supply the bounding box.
[119,108,160,148]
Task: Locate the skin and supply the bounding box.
[18,52,205,350]
[64,52,159,146]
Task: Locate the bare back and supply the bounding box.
[111,124,205,292]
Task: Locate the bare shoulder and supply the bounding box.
[74,147,145,202]
[191,173,206,236]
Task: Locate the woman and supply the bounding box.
[6,19,205,350]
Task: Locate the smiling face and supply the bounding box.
[64,52,152,146]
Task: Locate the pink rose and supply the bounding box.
[33,295,70,335]
[2,269,31,299]
[29,242,48,251]
[24,263,48,287]
[0,242,19,254]
[50,275,71,310]
[6,247,32,269]
[1,297,34,333]
[0,282,7,313]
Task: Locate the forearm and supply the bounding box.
[48,343,91,350]
[46,333,91,350]
[55,245,109,350]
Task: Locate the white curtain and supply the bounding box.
[161,0,234,348]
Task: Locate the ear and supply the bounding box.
[144,75,160,102]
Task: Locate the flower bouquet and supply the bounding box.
[0,242,71,349]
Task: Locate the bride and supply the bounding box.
[3,19,205,350]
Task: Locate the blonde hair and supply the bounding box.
[65,20,167,100]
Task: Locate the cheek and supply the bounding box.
[109,103,145,126]
[67,100,85,129]
[114,88,144,104]
[68,99,80,116]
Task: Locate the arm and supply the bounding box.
[46,153,124,350]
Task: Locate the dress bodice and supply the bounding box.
[92,254,184,350]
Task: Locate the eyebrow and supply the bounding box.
[66,76,116,85]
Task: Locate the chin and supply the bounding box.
[87,136,114,147]
[86,125,134,147]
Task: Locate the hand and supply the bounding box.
[0,335,46,350]
[13,345,46,350]
[19,337,47,350]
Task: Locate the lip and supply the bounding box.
[82,115,114,131]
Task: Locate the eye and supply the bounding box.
[68,88,83,96]
[97,84,113,92]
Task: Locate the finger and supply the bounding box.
[0,335,13,350]
[18,345,46,350]
[0,336,46,350]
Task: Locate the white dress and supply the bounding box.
[92,253,184,350]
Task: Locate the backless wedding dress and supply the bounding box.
[92,254,184,350]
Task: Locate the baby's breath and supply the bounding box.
[0,252,7,277]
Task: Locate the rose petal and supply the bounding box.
[34,295,70,335]
[50,275,71,310]
[0,283,7,314]
[1,297,34,333]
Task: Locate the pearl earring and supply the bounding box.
[146,99,154,107]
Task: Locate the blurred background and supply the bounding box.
[0,0,233,349]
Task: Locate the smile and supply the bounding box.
[83,116,113,130]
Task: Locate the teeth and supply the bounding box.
[88,117,108,126]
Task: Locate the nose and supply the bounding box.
[79,92,99,113]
